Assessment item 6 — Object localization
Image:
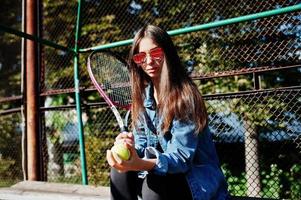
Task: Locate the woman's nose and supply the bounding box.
[145,54,154,65]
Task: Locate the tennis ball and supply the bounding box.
[111,143,131,161]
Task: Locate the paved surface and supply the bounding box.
[0,181,265,200]
[0,181,110,200]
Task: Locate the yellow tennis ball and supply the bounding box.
[111,143,131,161]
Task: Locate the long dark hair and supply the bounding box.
[129,25,207,134]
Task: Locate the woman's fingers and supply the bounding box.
[106,150,130,172]
[106,150,114,166]
[127,132,134,139]
[107,150,123,168]
[116,132,134,141]
[114,132,134,146]
[107,132,136,172]
[107,150,117,166]
[111,151,123,164]
[113,139,133,147]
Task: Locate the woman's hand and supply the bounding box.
[106,132,142,172]
[114,131,135,147]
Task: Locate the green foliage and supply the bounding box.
[45,95,76,144]
[284,164,301,200]
[0,0,22,99]
[0,158,15,177]
[42,1,77,46]
[0,114,21,159]
[222,163,301,199]
[85,135,113,186]
[197,75,253,95]
[0,158,22,187]
[0,178,18,188]
[222,164,247,196]
[0,114,22,186]
[261,164,282,198]
[83,107,121,185]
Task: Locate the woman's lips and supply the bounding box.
[146,67,158,72]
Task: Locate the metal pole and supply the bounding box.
[26,0,40,181]
[21,0,27,181]
[0,24,74,53]
[74,0,88,185]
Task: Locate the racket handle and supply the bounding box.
[121,110,130,133]
[120,126,128,133]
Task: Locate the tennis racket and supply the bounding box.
[87,51,131,133]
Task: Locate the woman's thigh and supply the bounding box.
[141,173,192,200]
[110,168,141,200]
[141,173,166,200]
[165,173,192,200]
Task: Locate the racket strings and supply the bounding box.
[90,53,131,107]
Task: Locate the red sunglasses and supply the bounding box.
[132,47,164,65]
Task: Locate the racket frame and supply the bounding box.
[87,51,131,132]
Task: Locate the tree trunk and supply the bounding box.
[243,117,261,197]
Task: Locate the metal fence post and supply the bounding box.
[74,0,88,185]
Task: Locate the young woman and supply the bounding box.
[106,24,229,200]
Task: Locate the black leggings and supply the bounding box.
[110,168,193,200]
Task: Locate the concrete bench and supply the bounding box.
[0,181,278,200]
[0,181,110,200]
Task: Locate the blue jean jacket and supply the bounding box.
[133,84,229,200]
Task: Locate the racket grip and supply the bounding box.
[120,126,128,133]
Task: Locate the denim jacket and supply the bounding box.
[133,84,229,200]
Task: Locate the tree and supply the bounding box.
[0,0,22,100]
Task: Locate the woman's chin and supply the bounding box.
[148,74,159,79]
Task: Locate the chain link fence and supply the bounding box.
[205,88,301,198]
[0,112,23,187]
[0,0,300,199]
[0,0,23,188]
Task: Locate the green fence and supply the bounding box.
[0,0,301,199]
